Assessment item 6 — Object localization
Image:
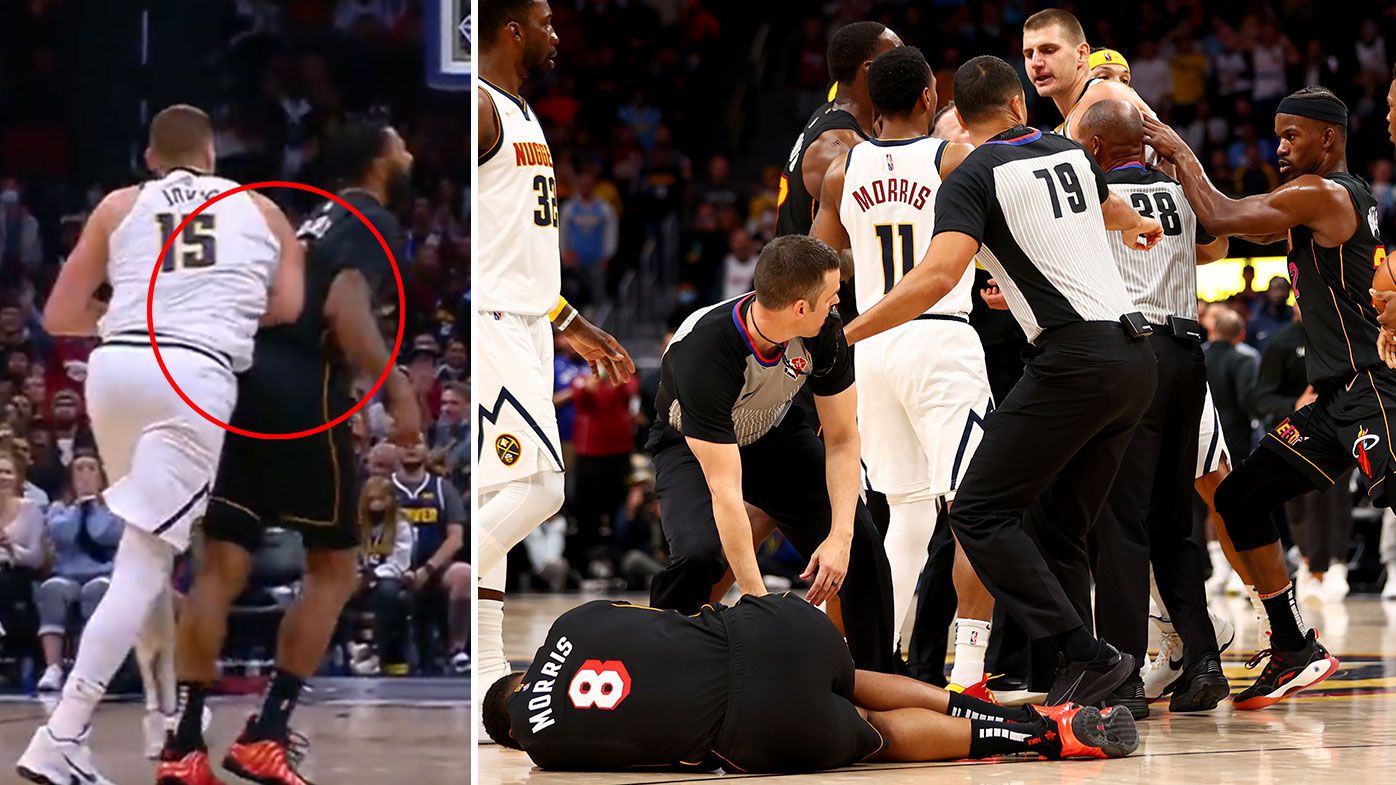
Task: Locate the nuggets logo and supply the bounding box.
[1274,418,1304,447]
[1353,426,1381,477]
[495,434,522,466]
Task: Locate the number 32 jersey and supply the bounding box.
[104,169,279,372]
[841,136,973,318]
[477,78,562,316]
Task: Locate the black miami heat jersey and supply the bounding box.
[1287,172,1387,383]
[777,102,867,237]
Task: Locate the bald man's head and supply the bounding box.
[1077,99,1144,168]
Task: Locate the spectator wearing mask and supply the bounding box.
[720,229,760,301]
[391,442,470,672]
[560,172,619,308]
[348,477,415,676]
[1246,276,1294,352]
[33,452,120,692]
[566,365,639,577]
[0,446,43,667]
[1205,307,1260,461]
[0,180,42,272]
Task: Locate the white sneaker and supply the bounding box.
[1141,631,1183,700]
[1383,566,1396,600]
[1295,564,1324,606]
[1211,611,1237,653]
[1322,563,1350,603]
[350,654,381,676]
[451,650,471,674]
[16,725,115,785]
[35,664,64,693]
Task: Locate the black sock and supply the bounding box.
[251,670,304,739]
[946,692,1045,726]
[1052,625,1099,663]
[966,718,1040,758]
[170,681,210,753]
[1261,584,1309,650]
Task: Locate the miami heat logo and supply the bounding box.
[1353,427,1381,478]
[496,434,522,466]
[1287,261,1301,297]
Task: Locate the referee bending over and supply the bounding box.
[844,55,1163,706]
[647,234,895,672]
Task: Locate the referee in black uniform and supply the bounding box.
[845,55,1164,707]
[646,234,894,673]
[1074,99,1232,717]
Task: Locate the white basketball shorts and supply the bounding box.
[1197,383,1232,478]
[86,343,235,551]
[475,310,565,492]
[855,317,994,499]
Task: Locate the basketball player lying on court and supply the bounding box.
[482,595,1137,773]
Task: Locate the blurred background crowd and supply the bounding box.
[0,0,470,692]
[491,0,1396,607]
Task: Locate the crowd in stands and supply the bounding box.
[496,0,1396,601]
[0,0,469,690]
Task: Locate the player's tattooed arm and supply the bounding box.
[250,192,305,326]
[687,437,768,599]
[324,268,420,444]
[44,187,136,336]
[811,155,853,280]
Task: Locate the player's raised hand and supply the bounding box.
[1125,216,1164,251]
[1141,115,1188,162]
[801,532,850,607]
[564,315,637,384]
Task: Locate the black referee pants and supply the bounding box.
[649,411,896,672]
[950,322,1156,642]
[1091,335,1217,668]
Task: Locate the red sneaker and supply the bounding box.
[947,675,999,704]
[221,718,314,785]
[156,748,227,785]
[1029,703,1138,759]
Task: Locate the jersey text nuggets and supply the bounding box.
[514,141,554,168]
[850,178,931,213]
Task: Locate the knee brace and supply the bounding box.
[1213,471,1282,552]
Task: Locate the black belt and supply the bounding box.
[99,330,233,372]
[913,314,970,324]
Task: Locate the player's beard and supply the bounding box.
[387,166,413,212]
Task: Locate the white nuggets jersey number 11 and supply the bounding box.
[103,170,278,372]
[477,79,562,316]
[841,137,973,317]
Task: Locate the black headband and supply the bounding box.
[1276,95,1348,127]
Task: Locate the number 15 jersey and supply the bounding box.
[841,136,973,318]
[477,78,562,316]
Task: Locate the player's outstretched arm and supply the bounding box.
[1197,236,1230,265]
[844,230,978,345]
[807,385,859,606]
[811,155,853,280]
[251,192,305,325]
[324,268,420,444]
[44,187,135,336]
[1101,192,1164,251]
[686,437,767,598]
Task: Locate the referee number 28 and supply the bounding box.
[1129,192,1183,236]
[155,212,217,271]
[875,223,915,294]
[533,175,558,228]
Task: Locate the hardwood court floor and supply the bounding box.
[480,592,1396,785]
[0,678,468,784]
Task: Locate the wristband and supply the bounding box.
[557,309,579,331]
[547,296,569,322]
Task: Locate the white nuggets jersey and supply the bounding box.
[477,78,562,316]
[841,137,974,317]
[103,170,278,372]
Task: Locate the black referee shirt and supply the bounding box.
[646,294,854,451]
[934,126,1138,344]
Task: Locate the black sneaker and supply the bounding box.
[1233,629,1339,711]
[1168,652,1230,712]
[1046,641,1135,707]
[1103,673,1149,719]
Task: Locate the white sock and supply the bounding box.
[476,561,510,700]
[477,473,565,576]
[882,493,938,650]
[49,529,175,739]
[135,584,177,715]
[1149,571,1176,636]
[949,618,991,686]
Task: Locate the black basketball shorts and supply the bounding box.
[203,350,359,552]
[1263,367,1396,506]
[710,594,884,773]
